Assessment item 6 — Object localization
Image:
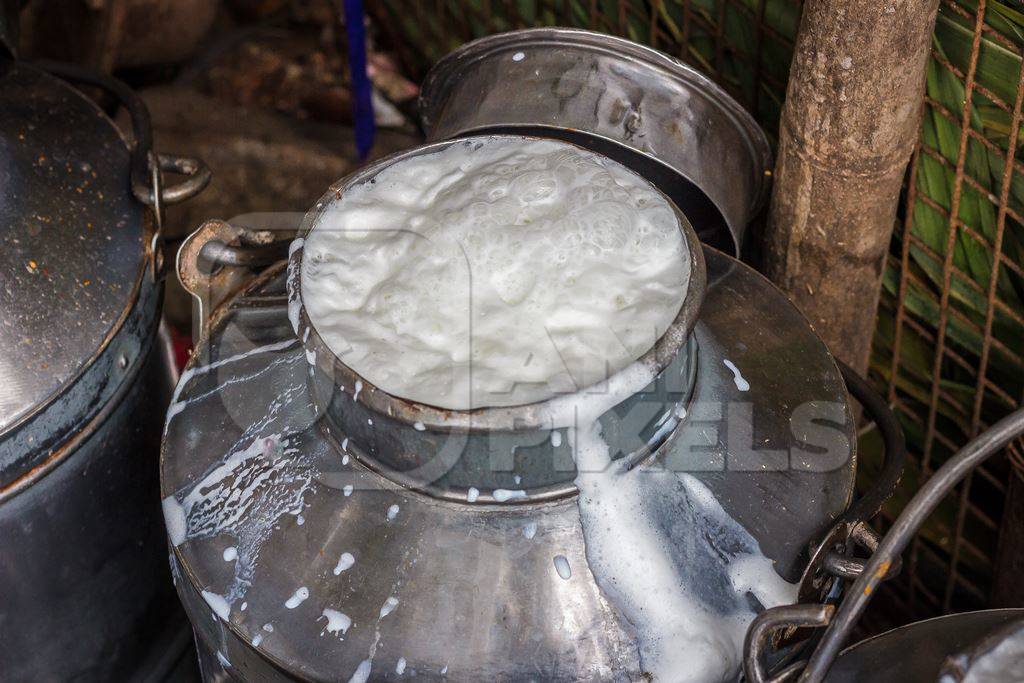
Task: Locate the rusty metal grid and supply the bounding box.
[371,0,1024,632]
[866,0,1024,632]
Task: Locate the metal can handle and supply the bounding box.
[742,361,906,682]
[795,360,907,603]
[32,60,211,208]
[177,220,293,344]
[743,604,834,683]
[820,524,902,581]
[832,361,907,530]
[132,152,211,207]
[34,60,211,283]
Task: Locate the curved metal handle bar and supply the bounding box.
[834,359,907,529]
[744,604,834,683]
[133,152,211,206]
[797,407,1024,683]
[199,238,290,269]
[794,362,905,606]
[177,220,294,343]
[177,221,244,344]
[32,60,210,206]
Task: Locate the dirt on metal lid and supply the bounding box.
[0,63,145,434]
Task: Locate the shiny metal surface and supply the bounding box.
[824,610,1024,683]
[419,28,772,255]
[0,61,146,436]
[286,135,706,502]
[163,246,855,682]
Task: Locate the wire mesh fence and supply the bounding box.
[370,0,1024,631]
[371,0,800,140]
[869,0,1024,629]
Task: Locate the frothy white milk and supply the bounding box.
[300,136,688,409]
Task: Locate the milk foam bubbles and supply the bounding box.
[300,136,688,410]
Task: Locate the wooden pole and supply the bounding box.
[764,0,940,373]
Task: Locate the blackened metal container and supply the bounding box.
[0,61,207,679]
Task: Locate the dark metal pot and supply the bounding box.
[0,58,208,679]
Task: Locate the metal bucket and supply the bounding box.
[419,28,773,256]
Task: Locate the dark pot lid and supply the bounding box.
[0,62,146,435]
